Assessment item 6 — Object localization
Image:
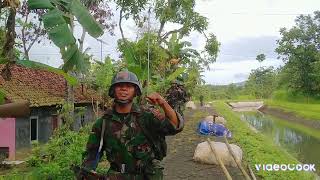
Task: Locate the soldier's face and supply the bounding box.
[114,83,136,101]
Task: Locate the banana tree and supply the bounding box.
[27,0,104,73]
[28,0,104,129]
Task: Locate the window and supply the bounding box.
[30,116,38,141]
[80,115,85,127]
[0,147,9,159]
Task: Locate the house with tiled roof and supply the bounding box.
[0,64,101,160]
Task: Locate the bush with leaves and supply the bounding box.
[26,123,92,179]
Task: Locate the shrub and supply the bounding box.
[26,123,92,179]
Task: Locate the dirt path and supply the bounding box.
[162,107,245,180]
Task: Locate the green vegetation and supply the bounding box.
[263,90,320,121]
[27,0,104,72]
[266,99,320,121]
[0,123,108,179]
[276,12,320,97]
[244,66,277,99]
[212,101,316,180]
[193,84,246,101]
[0,89,4,105]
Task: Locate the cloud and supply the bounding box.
[204,58,283,85]
[234,73,249,80]
[217,36,279,63]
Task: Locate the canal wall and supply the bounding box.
[228,101,264,112]
[259,105,320,130]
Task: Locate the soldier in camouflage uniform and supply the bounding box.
[79,71,184,180]
[165,80,189,117]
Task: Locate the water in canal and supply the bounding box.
[241,112,320,173]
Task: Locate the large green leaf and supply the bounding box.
[28,0,54,9]
[62,46,84,73]
[42,9,66,28]
[167,67,186,82]
[69,0,103,38]
[62,44,78,62]
[123,43,136,66]
[0,89,5,105]
[43,9,75,48]
[48,24,76,48]
[128,65,143,78]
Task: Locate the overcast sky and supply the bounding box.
[28,0,320,85]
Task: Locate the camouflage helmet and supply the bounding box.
[108,71,142,98]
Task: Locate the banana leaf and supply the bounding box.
[128,65,148,81]
[123,43,136,66]
[62,45,84,73]
[42,9,75,48]
[28,0,54,9]
[69,0,103,38]
[28,0,104,73]
[166,67,185,82]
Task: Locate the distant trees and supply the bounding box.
[276,11,320,97]
[245,67,277,99]
[256,53,266,63]
[240,11,320,100]
[193,84,242,101]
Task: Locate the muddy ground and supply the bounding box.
[162,107,246,180]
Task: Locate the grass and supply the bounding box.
[264,90,320,121]
[232,95,258,101]
[212,101,317,180]
[265,99,320,121]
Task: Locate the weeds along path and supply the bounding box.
[162,107,245,180]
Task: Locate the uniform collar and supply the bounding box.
[105,103,141,122]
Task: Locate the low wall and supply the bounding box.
[0,118,15,160]
[228,101,264,111]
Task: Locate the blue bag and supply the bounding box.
[197,120,232,138]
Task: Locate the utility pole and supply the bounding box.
[147,6,151,91]
[96,39,108,61]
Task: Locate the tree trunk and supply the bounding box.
[157,21,165,42]
[119,9,125,40]
[21,12,29,60]
[79,28,86,53]
[65,15,76,130]
[66,79,75,131]
[1,8,16,62]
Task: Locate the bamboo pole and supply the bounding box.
[223,135,251,180]
[248,165,257,180]
[207,138,232,180]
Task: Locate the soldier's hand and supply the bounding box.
[146,93,166,107]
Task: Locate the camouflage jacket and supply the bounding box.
[81,104,184,174]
